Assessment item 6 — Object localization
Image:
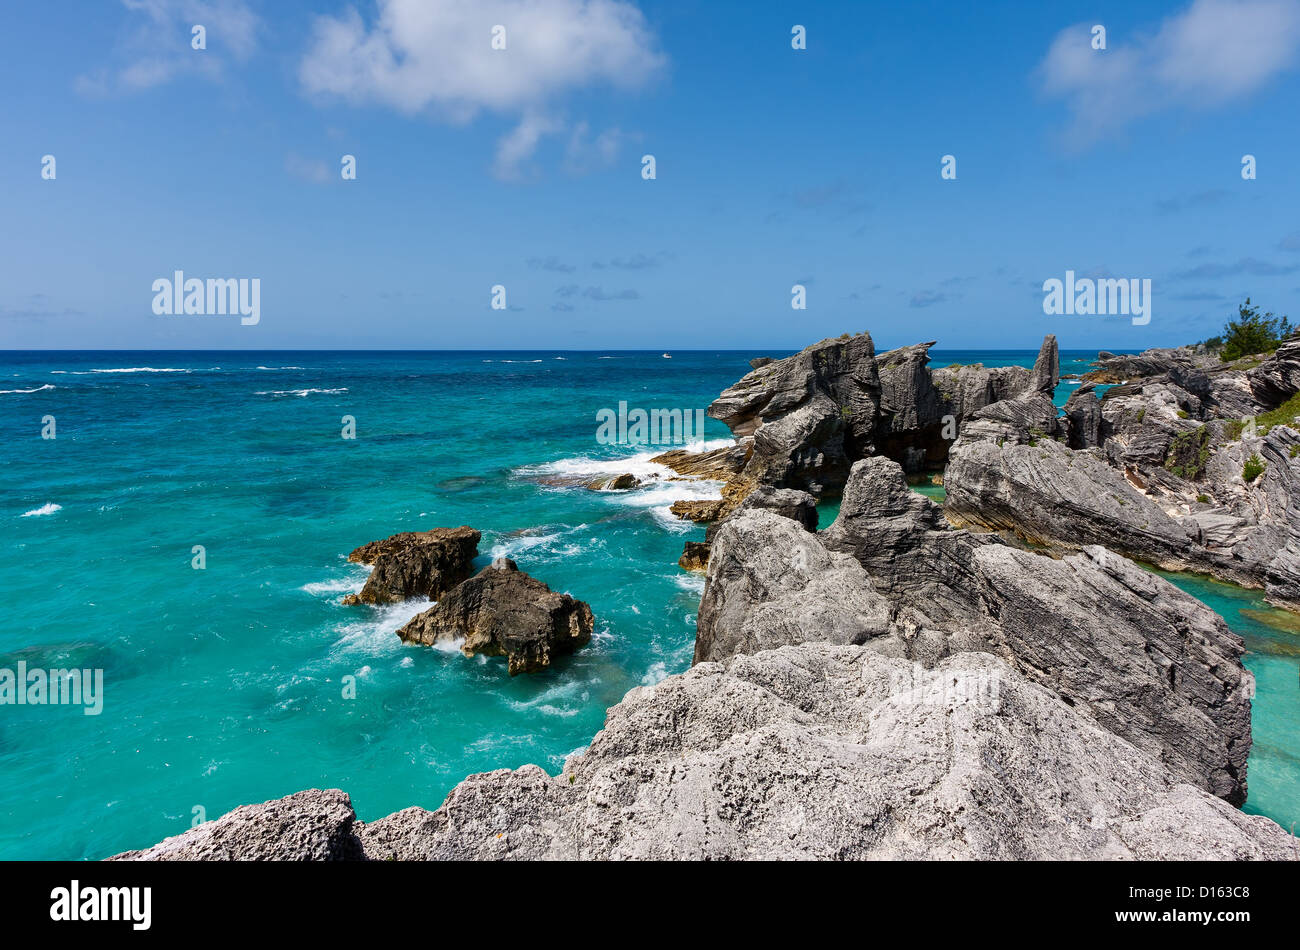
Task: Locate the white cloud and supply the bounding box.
[299,0,664,178]
[1037,0,1300,146]
[77,0,259,95]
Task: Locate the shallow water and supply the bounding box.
[1154,570,1300,834]
[4,347,1290,858]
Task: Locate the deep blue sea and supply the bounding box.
[1,349,1294,858]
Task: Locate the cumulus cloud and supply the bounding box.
[76,0,259,95]
[299,0,664,178]
[1037,0,1300,146]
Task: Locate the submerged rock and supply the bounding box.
[342,526,480,606]
[113,646,1293,861]
[587,473,640,491]
[396,558,593,675]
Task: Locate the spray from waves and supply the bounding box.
[486,523,601,562]
[300,571,370,597]
[327,597,431,657]
[21,503,62,517]
[516,438,735,486]
[254,388,348,397]
[256,366,305,371]
[0,384,55,394]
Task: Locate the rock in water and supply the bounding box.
[587,473,640,491]
[342,526,480,605]
[113,647,1294,860]
[396,558,593,675]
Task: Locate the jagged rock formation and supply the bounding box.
[396,557,593,675]
[700,458,1255,804]
[113,645,1292,861]
[110,790,365,861]
[664,333,1058,571]
[946,339,1300,609]
[677,485,819,571]
[341,527,480,606]
[703,333,1058,496]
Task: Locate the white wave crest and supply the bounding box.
[21,503,62,517]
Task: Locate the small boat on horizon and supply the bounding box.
[662,352,672,359]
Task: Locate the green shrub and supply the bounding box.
[1196,494,1210,504]
[1291,444,1300,459]
[1219,298,1293,361]
[1243,454,1266,482]
[1164,427,1210,480]
[1176,409,1189,419]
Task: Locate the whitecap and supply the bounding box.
[21,503,62,517]
[254,388,347,397]
[0,384,54,394]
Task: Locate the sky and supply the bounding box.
[1,0,1299,351]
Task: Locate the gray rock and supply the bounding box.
[397,558,594,675]
[117,648,1291,860]
[109,789,364,861]
[696,510,897,664]
[815,457,1255,804]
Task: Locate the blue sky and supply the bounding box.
[1,0,1299,350]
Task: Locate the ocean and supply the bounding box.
[0,349,1294,858]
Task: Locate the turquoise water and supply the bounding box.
[4,347,1289,859]
[1154,571,1300,834]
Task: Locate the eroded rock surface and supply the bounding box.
[114,647,1291,861]
[700,458,1255,804]
[396,557,593,675]
[342,527,480,605]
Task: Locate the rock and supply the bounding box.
[944,343,1300,610]
[1083,346,1216,384]
[109,790,364,861]
[707,333,882,493]
[396,558,593,675]
[944,429,1198,568]
[669,499,727,522]
[809,457,1254,804]
[651,443,749,480]
[678,541,710,572]
[587,473,640,491]
[341,527,480,606]
[704,333,1059,494]
[678,485,820,572]
[120,647,1292,860]
[1063,384,1103,449]
[749,356,773,369]
[1247,337,1300,407]
[696,510,897,664]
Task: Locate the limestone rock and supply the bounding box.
[117,648,1292,860]
[341,527,480,606]
[109,789,364,861]
[396,558,593,675]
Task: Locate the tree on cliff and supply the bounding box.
[1213,298,1293,361]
